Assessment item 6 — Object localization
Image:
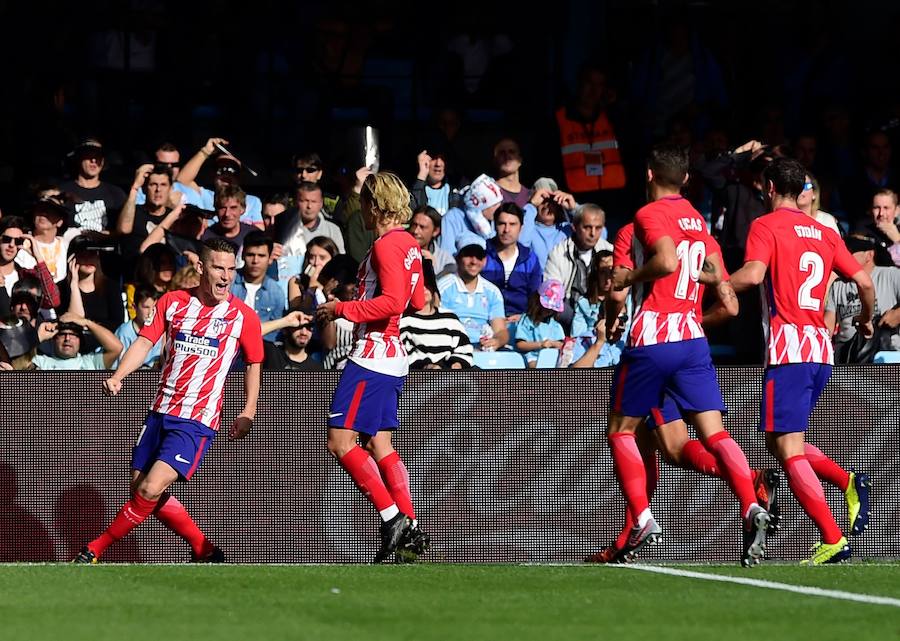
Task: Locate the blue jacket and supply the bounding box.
[231,272,286,341]
[440,204,538,256]
[481,242,543,316]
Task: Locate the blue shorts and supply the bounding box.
[131,411,216,481]
[611,338,726,419]
[648,394,683,429]
[328,360,405,436]
[760,363,831,433]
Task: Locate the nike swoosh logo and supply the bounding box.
[174,454,191,464]
[328,412,343,418]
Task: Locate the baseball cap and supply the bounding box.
[455,232,487,258]
[845,233,878,254]
[215,154,242,176]
[70,138,104,159]
[55,321,84,337]
[538,279,565,313]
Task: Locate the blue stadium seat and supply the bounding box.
[473,350,526,369]
[873,351,900,364]
[535,348,559,369]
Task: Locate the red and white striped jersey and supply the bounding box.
[139,289,264,430]
[744,207,861,365]
[626,196,716,347]
[336,228,425,376]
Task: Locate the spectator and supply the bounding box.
[514,279,566,368]
[30,194,70,283]
[399,261,473,370]
[408,205,456,279]
[9,284,41,326]
[841,130,899,224]
[114,286,162,368]
[201,185,257,256]
[334,167,375,263]
[59,138,127,233]
[117,163,178,262]
[288,236,339,310]
[137,199,207,262]
[543,203,612,328]
[798,172,841,234]
[481,202,542,329]
[292,151,341,217]
[826,233,900,362]
[32,315,122,370]
[232,231,285,341]
[529,178,576,269]
[261,310,324,370]
[410,151,461,216]
[321,281,357,370]
[492,138,531,209]
[175,137,264,226]
[0,317,42,370]
[864,189,900,266]
[133,142,190,205]
[0,216,60,318]
[571,251,624,368]
[171,263,201,290]
[277,181,346,257]
[437,235,509,350]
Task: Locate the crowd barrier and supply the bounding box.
[1,368,897,563]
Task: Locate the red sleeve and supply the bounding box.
[238,307,264,364]
[138,291,174,343]
[832,235,864,280]
[743,219,774,265]
[634,204,670,249]
[23,263,61,309]
[613,223,635,269]
[336,238,423,322]
[705,235,730,280]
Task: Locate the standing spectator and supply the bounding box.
[825,233,900,362]
[292,151,340,217]
[138,200,206,263]
[544,203,612,328]
[0,217,60,318]
[437,235,509,350]
[492,137,531,209]
[399,261,473,370]
[514,280,566,368]
[32,315,122,370]
[261,310,324,371]
[175,137,263,226]
[201,185,257,256]
[529,179,577,269]
[277,182,346,256]
[117,163,177,262]
[841,130,899,225]
[335,167,376,263]
[408,206,456,279]
[481,203,543,331]
[133,143,190,205]
[232,232,285,342]
[864,189,900,266]
[410,151,461,216]
[30,195,70,283]
[114,287,162,368]
[59,138,127,233]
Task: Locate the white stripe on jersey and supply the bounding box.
[201,313,243,422]
[156,297,201,417]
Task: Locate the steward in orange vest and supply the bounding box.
[556,106,626,193]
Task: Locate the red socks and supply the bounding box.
[704,431,757,517]
[784,455,843,544]
[154,493,213,558]
[377,452,415,519]
[88,493,158,557]
[803,443,850,491]
[680,439,721,476]
[608,433,649,520]
[614,449,659,549]
[339,446,395,512]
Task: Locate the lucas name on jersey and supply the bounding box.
[677,217,705,232]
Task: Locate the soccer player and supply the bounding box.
[74,238,263,563]
[730,157,875,565]
[607,144,771,567]
[315,172,428,563]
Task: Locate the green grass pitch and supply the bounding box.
[1,563,898,641]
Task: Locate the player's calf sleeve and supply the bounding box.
[644,450,659,498]
[703,431,756,517]
[608,433,650,520]
[376,452,415,520]
[803,443,850,491]
[784,455,843,544]
[88,493,158,557]
[154,493,212,557]
[339,446,396,513]
[680,439,721,477]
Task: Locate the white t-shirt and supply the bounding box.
[500,247,519,281]
[34,238,69,282]
[243,282,262,306]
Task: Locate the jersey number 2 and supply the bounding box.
[798,251,825,311]
[675,240,705,301]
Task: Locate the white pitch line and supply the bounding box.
[621,564,900,608]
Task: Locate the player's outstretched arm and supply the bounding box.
[103,336,154,395]
[230,362,260,440]
[729,261,767,294]
[702,281,739,327]
[616,237,677,289]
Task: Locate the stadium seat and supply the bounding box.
[535,348,559,369]
[873,351,900,364]
[473,350,526,369]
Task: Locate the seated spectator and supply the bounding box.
[261,310,323,370]
[232,231,285,341]
[321,281,358,369]
[571,250,614,338]
[529,178,576,269]
[410,150,462,215]
[0,317,42,370]
[825,233,900,362]
[0,216,60,318]
[481,202,543,330]
[437,235,509,350]
[114,287,162,368]
[864,189,900,267]
[176,137,263,226]
[571,314,624,368]
[171,263,201,290]
[317,254,359,298]
[514,279,566,368]
[125,243,176,318]
[30,194,70,283]
[288,236,339,309]
[400,261,473,369]
[439,174,504,256]
[60,233,126,353]
[797,172,840,234]
[409,205,456,279]
[276,182,346,257]
[544,203,613,329]
[59,138,126,233]
[201,185,258,256]
[32,315,122,370]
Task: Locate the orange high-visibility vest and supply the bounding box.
[556,107,626,192]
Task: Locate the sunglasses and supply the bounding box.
[158,162,181,169]
[297,166,320,174]
[802,182,814,191]
[0,235,25,246]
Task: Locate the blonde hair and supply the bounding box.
[361,172,412,225]
[172,264,201,290]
